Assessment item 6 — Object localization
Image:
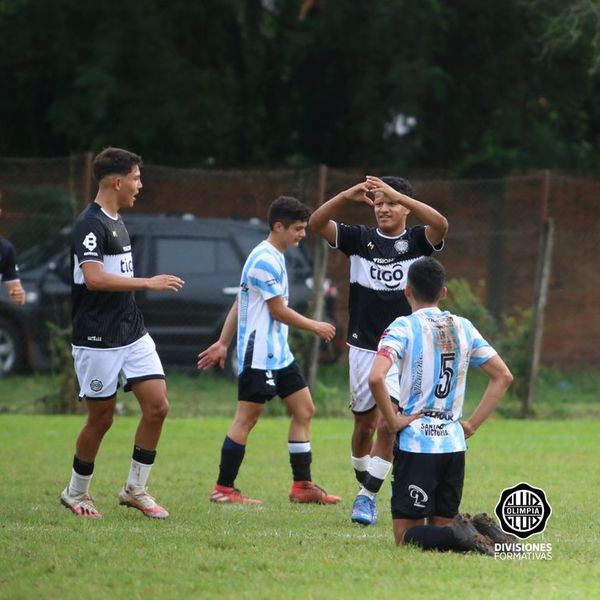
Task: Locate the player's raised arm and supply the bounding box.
[366,175,448,246]
[309,182,373,244]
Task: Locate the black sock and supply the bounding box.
[133,445,156,465]
[354,469,367,485]
[404,526,464,552]
[362,472,385,494]
[217,436,246,487]
[73,456,94,476]
[289,441,312,481]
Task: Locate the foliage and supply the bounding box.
[4,186,75,252]
[441,278,533,404]
[37,322,81,414]
[2,1,600,173]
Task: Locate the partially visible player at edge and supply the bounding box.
[197,196,341,505]
[60,147,184,519]
[0,201,26,307]
[309,175,447,526]
[369,257,513,555]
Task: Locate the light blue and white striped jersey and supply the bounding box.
[237,240,294,373]
[378,307,497,453]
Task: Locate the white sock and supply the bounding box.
[68,469,92,497]
[126,459,153,493]
[357,487,376,500]
[351,455,370,472]
[367,456,393,481]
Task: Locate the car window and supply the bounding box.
[154,238,240,275]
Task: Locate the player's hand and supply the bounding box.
[8,285,26,305]
[365,175,402,200]
[341,182,373,206]
[197,341,228,370]
[393,411,423,433]
[313,321,336,342]
[146,274,185,292]
[460,420,476,439]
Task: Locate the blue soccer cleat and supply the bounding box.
[351,494,377,526]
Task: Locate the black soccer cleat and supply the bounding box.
[471,512,520,545]
[451,514,495,556]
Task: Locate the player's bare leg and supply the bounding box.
[210,401,265,505]
[351,410,378,485]
[119,379,170,518]
[61,396,116,519]
[284,387,341,504]
[351,405,397,526]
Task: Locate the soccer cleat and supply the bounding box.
[451,514,495,556]
[289,481,342,504]
[209,484,262,505]
[470,512,520,545]
[60,487,102,519]
[118,486,169,519]
[351,494,377,526]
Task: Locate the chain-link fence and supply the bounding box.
[0,155,598,371]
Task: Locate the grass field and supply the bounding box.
[1,364,599,419]
[1,414,599,599]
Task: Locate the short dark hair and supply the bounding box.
[380,176,413,196]
[93,147,143,182]
[408,257,446,302]
[267,196,311,229]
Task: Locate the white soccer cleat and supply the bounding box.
[118,486,169,519]
[60,487,103,519]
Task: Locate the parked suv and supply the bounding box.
[0,214,341,377]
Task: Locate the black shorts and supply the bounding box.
[391,448,465,520]
[238,361,307,404]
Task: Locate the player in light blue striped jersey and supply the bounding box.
[198,196,342,506]
[369,257,513,554]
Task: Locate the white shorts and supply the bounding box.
[72,333,165,400]
[349,345,400,414]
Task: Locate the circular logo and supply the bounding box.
[90,378,103,392]
[394,239,409,254]
[495,482,552,539]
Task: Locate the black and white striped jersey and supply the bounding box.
[0,236,19,284]
[332,223,442,351]
[71,202,146,349]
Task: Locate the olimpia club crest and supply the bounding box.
[495,482,552,539]
[394,239,409,254]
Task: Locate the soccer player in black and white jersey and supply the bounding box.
[60,147,184,520]
[309,175,448,526]
[0,203,26,307]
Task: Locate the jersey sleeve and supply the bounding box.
[72,218,106,266]
[377,318,409,362]
[412,224,444,254]
[247,253,284,300]
[467,321,497,367]
[330,222,364,256]
[0,240,19,282]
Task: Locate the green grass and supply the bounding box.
[0,364,598,419]
[1,415,599,599]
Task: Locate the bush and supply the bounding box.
[441,278,532,402]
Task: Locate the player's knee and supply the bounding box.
[144,397,169,423]
[376,418,396,439]
[355,420,376,441]
[90,413,114,435]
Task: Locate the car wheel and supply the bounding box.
[0,316,25,376]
